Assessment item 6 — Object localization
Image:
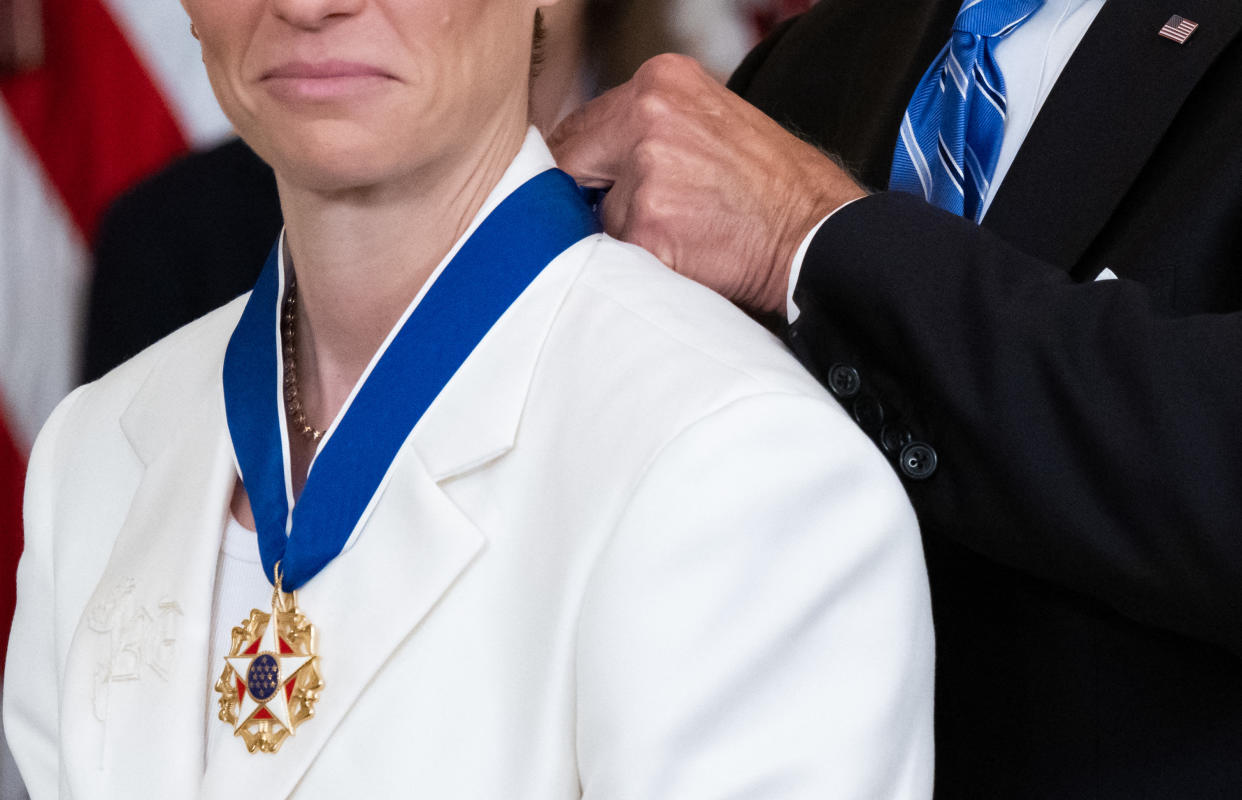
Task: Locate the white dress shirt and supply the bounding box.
[787,0,1107,321]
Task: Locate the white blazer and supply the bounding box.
[5,136,934,799]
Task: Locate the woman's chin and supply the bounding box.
[284,160,392,195]
[268,143,418,196]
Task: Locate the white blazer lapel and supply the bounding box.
[60,387,236,799]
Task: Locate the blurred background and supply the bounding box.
[0,0,813,796]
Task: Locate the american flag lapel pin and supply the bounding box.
[1158,15,1199,44]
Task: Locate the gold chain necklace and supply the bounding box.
[281,279,326,443]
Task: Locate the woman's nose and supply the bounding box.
[270,0,366,30]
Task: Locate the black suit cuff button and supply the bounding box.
[899,442,938,480]
[827,364,861,399]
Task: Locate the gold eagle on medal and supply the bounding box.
[215,577,322,754]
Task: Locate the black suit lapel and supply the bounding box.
[982,0,1242,269]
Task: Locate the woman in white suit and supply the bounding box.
[4,0,934,797]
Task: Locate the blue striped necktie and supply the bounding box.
[889,0,1043,222]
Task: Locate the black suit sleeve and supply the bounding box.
[787,190,1242,657]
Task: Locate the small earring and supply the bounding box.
[190,23,200,40]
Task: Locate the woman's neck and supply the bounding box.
[280,126,526,431]
[232,126,522,523]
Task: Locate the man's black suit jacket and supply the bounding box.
[730,1,1242,797]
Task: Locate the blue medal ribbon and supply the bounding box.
[224,168,600,591]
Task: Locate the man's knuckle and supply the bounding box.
[643,52,695,83]
[634,90,671,128]
[631,187,669,228]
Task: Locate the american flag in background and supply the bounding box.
[0,0,230,662]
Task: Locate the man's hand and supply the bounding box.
[548,53,867,316]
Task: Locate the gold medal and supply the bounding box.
[215,565,322,753]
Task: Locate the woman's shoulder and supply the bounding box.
[566,234,829,402]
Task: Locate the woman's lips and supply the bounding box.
[260,61,395,102]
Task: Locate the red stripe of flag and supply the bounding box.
[0,416,25,669]
[1,0,191,243]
